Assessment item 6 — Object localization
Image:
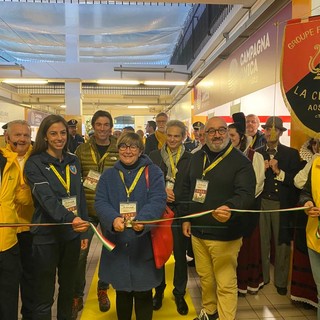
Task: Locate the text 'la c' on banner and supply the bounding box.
[281,16,320,137]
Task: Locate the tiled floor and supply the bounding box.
[20,235,318,319]
[80,236,318,320]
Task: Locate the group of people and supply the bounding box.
[1,110,320,320]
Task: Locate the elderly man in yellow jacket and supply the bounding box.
[0,120,33,320]
[300,156,320,320]
[7,120,34,320]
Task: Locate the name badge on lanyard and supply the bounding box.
[120,202,137,228]
[192,179,209,203]
[83,169,101,191]
[62,196,78,215]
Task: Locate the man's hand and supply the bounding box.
[72,217,90,233]
[166,188,175,203]
[269,158,280,175]
[182,222,191,237]
[132,222,144,232]
[304,201,320,217]
[113,216,125,232]
[212,205,231,223]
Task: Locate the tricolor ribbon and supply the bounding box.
[0,206,312,251]
[136,206,309,224]
[0,222,116,252]
[89,222,116,251]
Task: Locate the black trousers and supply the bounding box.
[155,219,188,296]
[32,237,80,320]
[0,243,21,320]
[74,218,109,298]
[116,290,153,320]
[18,231,34,320]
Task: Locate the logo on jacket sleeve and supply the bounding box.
[70,165,77,175]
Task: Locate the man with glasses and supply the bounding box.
[182,116,256,320]
[72,110,119,319]
[145,112,169,155]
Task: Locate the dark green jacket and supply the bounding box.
[75,135,119,217]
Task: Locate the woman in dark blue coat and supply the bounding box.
[95,132,167,320]
[24,114,89,320]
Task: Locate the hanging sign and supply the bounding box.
[281,16,320,137]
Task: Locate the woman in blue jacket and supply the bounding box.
[24,115,89,320]
[95,132,167,320]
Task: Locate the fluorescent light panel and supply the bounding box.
[127,105,148,109]
[97,80,141,85]
[97,80,186,86]
[144,80,186,86]
[2,79,48,84]
[114,67,173,73]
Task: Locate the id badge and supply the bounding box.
[166,181,175,190]
[83,170,101,191]
[120,202,137,228]
[192,179,209,203]
[62,196,78,215]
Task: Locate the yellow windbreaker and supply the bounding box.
[307,157,320,253]
[13,145,34,233]
[0,145,21,251]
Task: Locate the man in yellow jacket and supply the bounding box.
[0,120,33,320]
[6,120,34,320]
[300,156,320,320]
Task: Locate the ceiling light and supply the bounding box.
[2,79,48,85]
[114,67,173,73]
[60,105,66,109]
[127,105,148,109]
[144,81,186,86]
[97,80,141,85]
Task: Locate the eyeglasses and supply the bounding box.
[118,143,139,151]
[205,127,227,136]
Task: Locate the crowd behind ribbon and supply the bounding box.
[0,110,319,320]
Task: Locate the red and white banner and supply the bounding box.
[281,16,320,136]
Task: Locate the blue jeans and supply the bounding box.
[308,248,320,320]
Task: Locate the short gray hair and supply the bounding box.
[7,120,31,135]
[165,120,187,138]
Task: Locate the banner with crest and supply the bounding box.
[281,16,320,137]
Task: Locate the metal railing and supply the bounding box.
[171,4,233,68]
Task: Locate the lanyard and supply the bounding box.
[167,145,182,180]
[119,166,145,200]
[249,135,257,148]
[202,144,233,178]
[49,164,70,195]
[90,147,109,168]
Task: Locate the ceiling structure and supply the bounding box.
[0,0,290,117]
